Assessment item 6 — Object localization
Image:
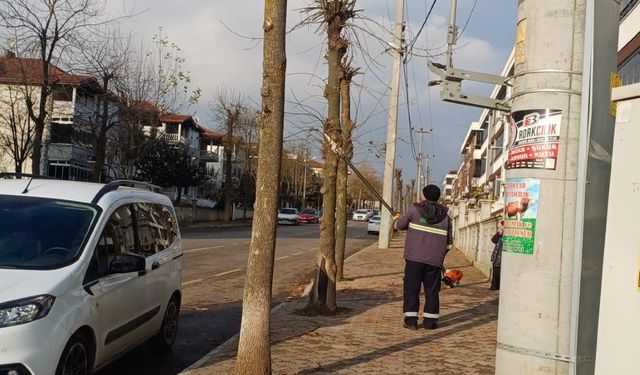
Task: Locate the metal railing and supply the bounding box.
[622,0,639,18]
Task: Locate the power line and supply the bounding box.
[457,0,479,41]
[405,0,438,60]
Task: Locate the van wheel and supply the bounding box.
[56,332,92,375]
[150,295,180,352]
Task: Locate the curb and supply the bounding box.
[179,240,384,375]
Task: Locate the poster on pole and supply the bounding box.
[506,109,562,170]
[503,178,540,255]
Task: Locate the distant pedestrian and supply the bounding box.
[490,220,504,290]
[395,184,453,330]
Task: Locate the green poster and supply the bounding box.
[502,178,540,255]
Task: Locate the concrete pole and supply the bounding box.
[495,1,618,374]
[302,158,307,207]
[415,128,429,201]
[378,0,404,249]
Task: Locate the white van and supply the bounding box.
[0,177,183,375]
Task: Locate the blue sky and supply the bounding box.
[113,0,517,187]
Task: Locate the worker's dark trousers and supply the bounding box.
[403,260,442,326]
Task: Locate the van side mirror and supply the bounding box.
[109,253,146,275]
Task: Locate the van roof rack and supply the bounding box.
[0,173,53,180]
[91,180,162,205]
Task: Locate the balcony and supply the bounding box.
[622,0,639,18]
[48,143,94,164]
[164,133,189,145]
[200,150,219,161]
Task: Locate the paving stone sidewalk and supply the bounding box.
[182,233,499,375]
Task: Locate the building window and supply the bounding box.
[52,86,73,101]
[166,123,179,134]
[493,130,504,160]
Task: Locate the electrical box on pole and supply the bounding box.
[427,0,511,111]
[595,83,640,373]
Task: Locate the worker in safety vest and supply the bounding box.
[396,184,453,330]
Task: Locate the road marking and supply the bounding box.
[214,268,243,277]
[185,245,224,254]
[276,255,290,261]
[293,252,304,256]
[308,247,318,252]
[183,279,204,286]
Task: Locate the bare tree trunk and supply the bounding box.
[223,121,234,221]
[90,95,109,182]
[307,28,347,316]
[394,168,402,211]
[234,0,287,373]
[335,60,357,281]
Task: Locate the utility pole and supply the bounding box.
[302,157,308,207]
[414,128,430,201]
[496,1,618,374]
[378,0,404,249]
[424,155,431,185]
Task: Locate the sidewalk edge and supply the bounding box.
[179,240,382,374]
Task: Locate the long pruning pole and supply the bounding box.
[316,129,397,216]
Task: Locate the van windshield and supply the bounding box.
[0,195,98,270]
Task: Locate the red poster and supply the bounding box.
[507,109,562,170]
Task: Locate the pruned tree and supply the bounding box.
[134,137,203,204]
[394,168,403,212]
[0,84,34,174]
[335,56,359,280]
[73,28,131,182]
[303,0,356,315]
[235,106,260,218]
[235,0,287,373]
[0,0,128,175]
[210,87,246,222]
[112,29,200,179]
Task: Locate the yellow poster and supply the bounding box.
[515,19,527,66]
[611,72,622,118]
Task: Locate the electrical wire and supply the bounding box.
[402,59,418,162]
[457,0,479,41]
[405,0,438,60]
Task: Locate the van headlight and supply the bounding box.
[0,295,55,328]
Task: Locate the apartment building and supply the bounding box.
[0,53,110,179]
[449,49,515,215]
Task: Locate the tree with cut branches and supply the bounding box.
[0,84,34,174]
[0,0,128,175]
[210,87,246,222]
[73,28,131,182]
[235,0,287,373]
[335,56,359,280]
[302,0,357,316]
[236,107,260,219]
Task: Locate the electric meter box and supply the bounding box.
[595,82,640,373]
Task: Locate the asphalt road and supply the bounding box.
[96,220,376,375]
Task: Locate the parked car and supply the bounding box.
[299,208,320,223]
[367,215,381,234]
[352,209,371,221]
[372,209,380,216]
[278,208,300,225]
[0,176,183,375]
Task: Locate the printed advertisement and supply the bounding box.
[507,109,562,170]
[502,178,539,255]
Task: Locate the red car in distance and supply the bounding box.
[299,208,321,223]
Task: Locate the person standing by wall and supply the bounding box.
[490,220,504,290]
[395,184,453,330]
